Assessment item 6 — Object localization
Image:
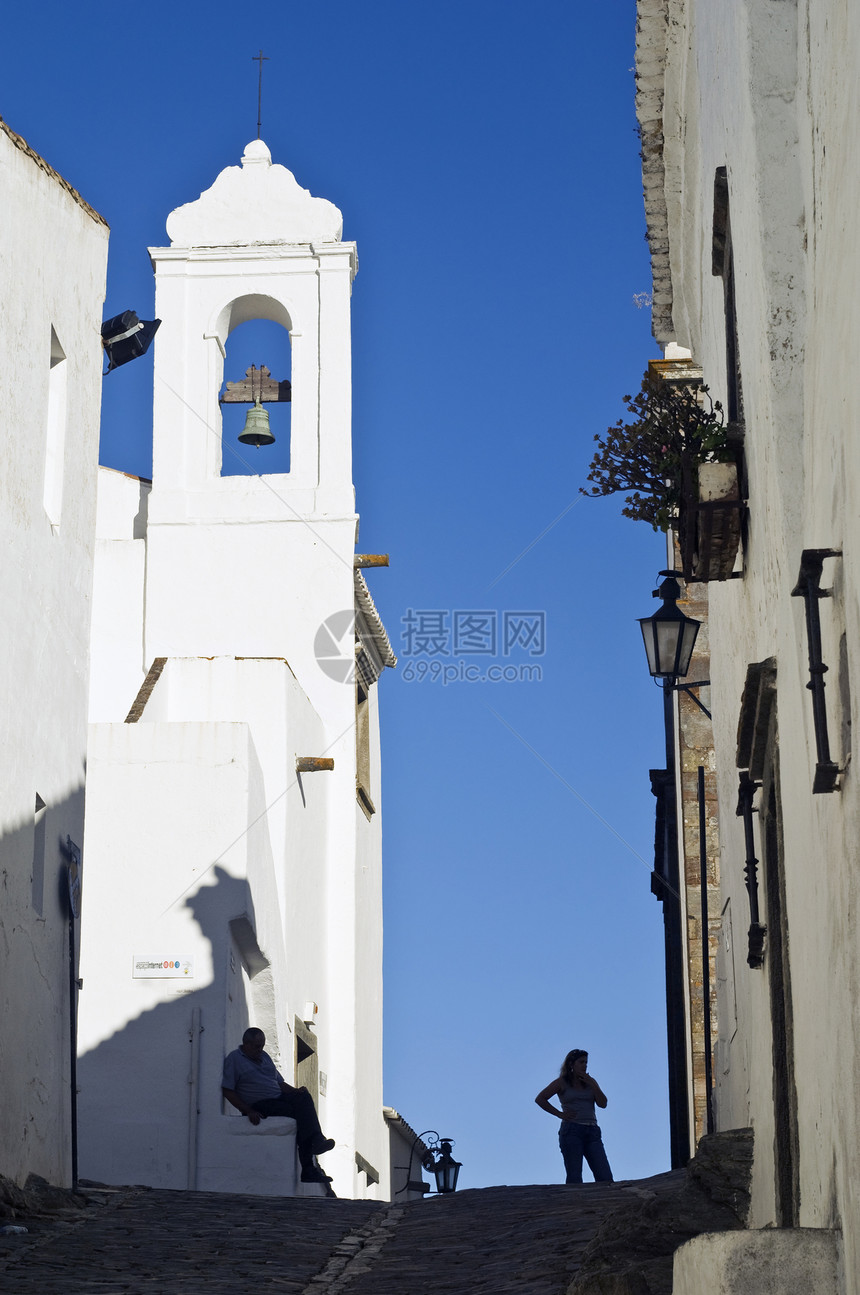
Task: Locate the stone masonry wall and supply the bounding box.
[676,564,720,1147]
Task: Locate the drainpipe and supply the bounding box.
[65,838,83,1191]
[698,766,715,1134]
[68,903,79,1189]
[187,1009,202,1189]
[661,680,691,1168]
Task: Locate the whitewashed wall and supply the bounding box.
[89,468,150,723]
[640,0,860,1281]
[78,709,299,1188]
[0,121,108,1187]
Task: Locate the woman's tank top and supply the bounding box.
[559,1083,597,1124]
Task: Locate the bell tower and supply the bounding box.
[80,138,394,1202]
[144,140,359,709]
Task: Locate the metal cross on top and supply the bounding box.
[253,50,270,139]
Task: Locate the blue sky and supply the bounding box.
[3,1,675,1187]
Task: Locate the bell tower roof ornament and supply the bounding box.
[241,138,272,168]
[165,140,343,248]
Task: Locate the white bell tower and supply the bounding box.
[79,141,394,1200]
[144,139,359,713]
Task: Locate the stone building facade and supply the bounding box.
[646,529,720,1164]
[636,0,858,1286]
[674,573,719,1147]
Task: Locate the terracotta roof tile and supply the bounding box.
[0,116,108,228]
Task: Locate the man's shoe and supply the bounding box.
[301,1167,333,1183]
[310,1135,335,1156]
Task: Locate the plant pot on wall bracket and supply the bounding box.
[679,460,745,582]
[581,371,747,559]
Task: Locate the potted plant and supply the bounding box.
[581,374,744,580]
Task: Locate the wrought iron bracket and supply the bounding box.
[736,771,766,967]
[676,681,712,720]
[656,676,713,720]
[791,548,843,793]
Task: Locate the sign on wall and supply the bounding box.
[132,956,194,979]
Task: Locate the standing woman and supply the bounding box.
[535,1049,613,1184]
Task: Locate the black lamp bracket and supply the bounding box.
[791,548,843,793]
[396,1129,451,1196]
[675,681,712,720]
[654,676,712,720]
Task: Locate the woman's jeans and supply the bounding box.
[559,1122,613,1184]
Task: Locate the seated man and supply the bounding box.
[222,1027,335,1184]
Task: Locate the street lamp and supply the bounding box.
[398,1130,462,1196]
[638,572,710,718]
[638,573,700,680]
[637,571,706,1170]
[431,1138,462,1194]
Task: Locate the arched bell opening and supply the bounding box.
[219,317,291,476]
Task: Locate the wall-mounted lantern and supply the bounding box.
[398,1129,462,1197]
[638,572,711,718]
[639,573,701,680]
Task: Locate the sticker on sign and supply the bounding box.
[132,956,194,979]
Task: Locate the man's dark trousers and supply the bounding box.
[252,1091,323,1169]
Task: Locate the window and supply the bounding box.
[32,793,47,915]
[736,660,799,1225]
[44,328,67,526]
[294,1017,319,1105]
[356,682,375,818]
[712,168,744,425]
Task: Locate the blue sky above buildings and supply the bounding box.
[2,0,675,1186]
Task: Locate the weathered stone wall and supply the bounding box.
[675,570,720,1148]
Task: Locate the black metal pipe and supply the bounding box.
[68,906,78,1190]
[739,779,761,926]
[736,772,766,967]
[662,678,691,1167]
[697,766,715,1135]
[801,581,831,766]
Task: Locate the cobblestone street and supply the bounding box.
[0,1179,648,1295]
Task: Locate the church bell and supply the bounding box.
[238,396,275,448]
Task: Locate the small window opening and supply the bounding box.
[44,328,67,526]
[356,681,375,818]
[294,1017,319,1105]
[712,168,744,425]
[32,793,47,915]
[220,319,291,476]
